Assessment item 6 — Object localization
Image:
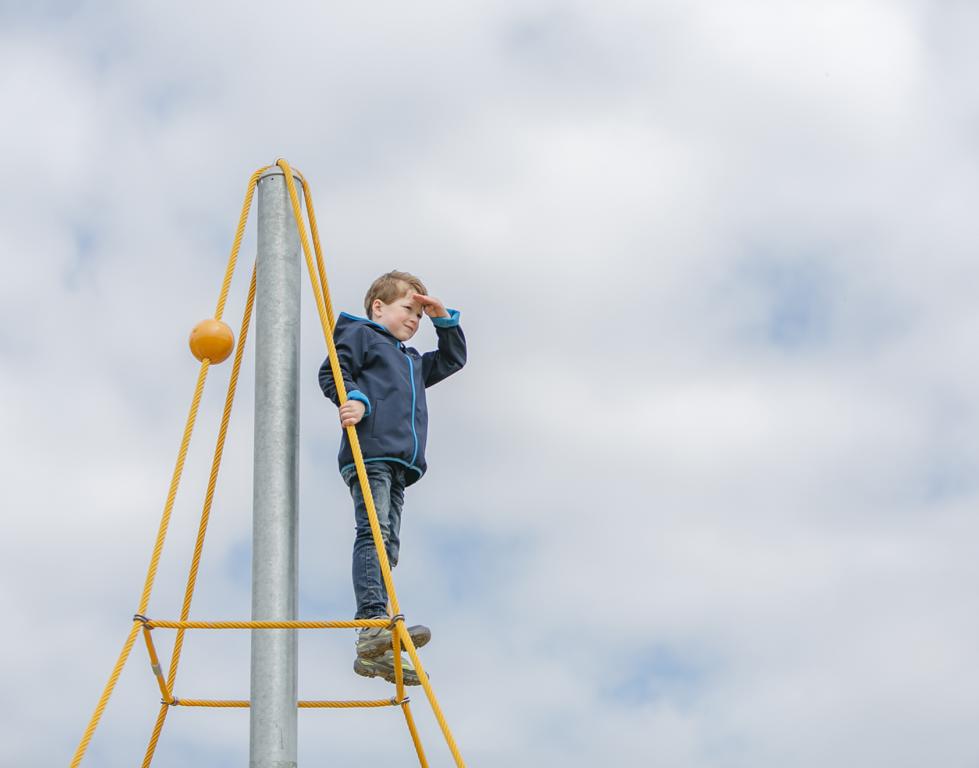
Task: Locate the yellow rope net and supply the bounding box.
[70,160,465,768]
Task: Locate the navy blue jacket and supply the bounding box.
[318,310,467,485]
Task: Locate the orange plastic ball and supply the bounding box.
[189,319,235,363]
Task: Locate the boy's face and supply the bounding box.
[372,291,423,341]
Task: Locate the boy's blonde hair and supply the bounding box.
[364,270,427,319]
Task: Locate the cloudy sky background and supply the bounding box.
[2,1,978,765]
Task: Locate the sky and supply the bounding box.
[2,1,979,765]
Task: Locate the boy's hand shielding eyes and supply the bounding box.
[412,293,450,319]
[339,399,366,428]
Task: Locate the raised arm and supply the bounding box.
[420,308,467,387]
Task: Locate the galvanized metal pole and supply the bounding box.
[250,167,302,768]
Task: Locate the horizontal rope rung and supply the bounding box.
[145,619,388,630]
[173,698,397,708]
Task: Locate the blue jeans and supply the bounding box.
[342,462,406,620]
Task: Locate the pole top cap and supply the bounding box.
[259,163,304,186]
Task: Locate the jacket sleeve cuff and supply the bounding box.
[432,308,461,328]
[347,390,371,416]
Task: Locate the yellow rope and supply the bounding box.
[277,158,464,768]
[139,360,210,616]
[173,699,398,708]
[74,161,467,768]
[276,158,402,616]
[393,615,406,705]
[140,625,173,704]
[166,263,257,693]
[69,623,141,768]
[72,169,261,767]
[214,167,268,320]
[141,704,169,768]
[298,700,395,709]
[296,168,337,329]
[142,262,260,767]
[71,357,211,767]
[146,619,388,629]
[398,621,466,766]
[401,700,430,767]
[277,165,438,768]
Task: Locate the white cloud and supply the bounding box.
[3,1,979,765]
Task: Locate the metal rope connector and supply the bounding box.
[388,613,405,629]
[133,614,150,625]
[391,696,411,706]
[163,697,180,707]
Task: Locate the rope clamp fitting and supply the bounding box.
[391,696,411,706]
[133,614,150,626]
[388,614,405,629]
[163,697,180,706]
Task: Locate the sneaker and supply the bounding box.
[353,650,426,686]
[356,620,431,659]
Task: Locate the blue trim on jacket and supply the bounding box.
[432,308,461,328]
[340,456,423,480]
[347,389,371,416]
[338,311,390,331]
[407,355,418,464]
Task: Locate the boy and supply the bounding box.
[319,270,467,685]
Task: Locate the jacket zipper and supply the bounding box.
[405,351,419,465]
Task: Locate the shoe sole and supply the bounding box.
[353,657,425,686]
[357,624,432,660]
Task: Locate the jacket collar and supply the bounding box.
[338,311,399,342]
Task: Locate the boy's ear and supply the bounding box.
[370,298,383,319]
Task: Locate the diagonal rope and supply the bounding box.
[140,704,169,768]
[71,169,265,768]
[402,700,430,768]
[277,158,403,617]
[277,158,465,767]
[398,622,466,765]
[168,263,257,690]
[141,263,258,767]
[215,168,268,321]
[394,621,430,767]
[295,168,337,330]
[70,359,209,768]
